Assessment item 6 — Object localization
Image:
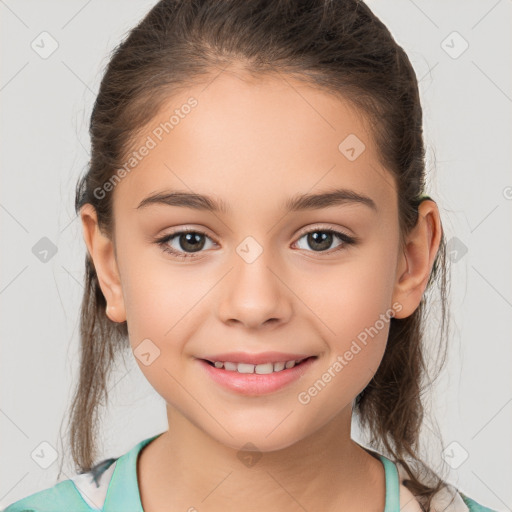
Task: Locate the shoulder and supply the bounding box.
[459,493,500,512]
[2,433,164,512]
[395,461,498,512]
[1,479,92,512]
[2,458,118,512]
[399,482,424,511]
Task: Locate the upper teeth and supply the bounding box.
[212,358,307,374]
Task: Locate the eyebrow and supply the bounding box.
[135,188,377,214]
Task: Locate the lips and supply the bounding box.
[197,355,318,395]
[203,356,315,375]
[198,351,315,365]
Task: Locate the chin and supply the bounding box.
[208,421,313,455]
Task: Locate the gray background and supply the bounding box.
[1,0,511,510]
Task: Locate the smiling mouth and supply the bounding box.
[201,356,317,374]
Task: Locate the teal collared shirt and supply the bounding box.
[2,432,497,512]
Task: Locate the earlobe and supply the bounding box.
[392,200,442,319]
[80,204,127,323]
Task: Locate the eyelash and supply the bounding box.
[154,226,357,261]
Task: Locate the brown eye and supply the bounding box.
[175,232,206,252]
[294,228,356,254]
[156,229,215,259]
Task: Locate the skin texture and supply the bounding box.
[81,69,441,511]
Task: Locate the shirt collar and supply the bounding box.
[100,434,422,512]
[103,432,165,511]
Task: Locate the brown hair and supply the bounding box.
[62,0,452,509]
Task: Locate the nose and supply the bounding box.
[217,248,293,330]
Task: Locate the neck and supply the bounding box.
[137,404,386,512]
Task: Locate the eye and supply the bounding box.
[155,228,216,260]
[154,225,357,261]
[293,226,357,254]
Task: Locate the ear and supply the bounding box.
[391,200,442,319]
[80,203,126,323]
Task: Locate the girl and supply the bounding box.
[3,1,498,511]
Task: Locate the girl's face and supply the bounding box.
[99,71,412,451]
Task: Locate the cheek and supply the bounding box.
[119,239,205,343]
[299,243,398,343]
[292,242,398,400]
[119,253,217,402]
[295,280,392,425]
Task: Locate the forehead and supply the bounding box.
[112,70,396,218]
